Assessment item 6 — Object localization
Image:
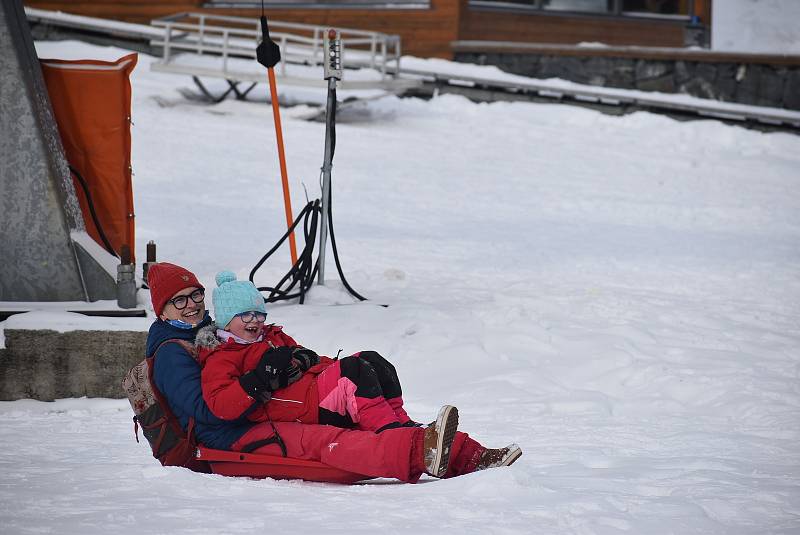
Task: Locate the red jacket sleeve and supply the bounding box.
[201,351,259,420]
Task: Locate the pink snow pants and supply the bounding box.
[231,421,426,483]
[314,351,411,432]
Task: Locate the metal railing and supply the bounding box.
[151,12,402,79]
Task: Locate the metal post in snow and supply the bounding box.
[317,28,342,285]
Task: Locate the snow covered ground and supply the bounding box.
[1,40,800,534]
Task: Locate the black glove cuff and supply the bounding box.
[239,371,272,402]
[292,347,320,371]
[259,346,294,373]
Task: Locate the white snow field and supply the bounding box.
[1,39,799,534]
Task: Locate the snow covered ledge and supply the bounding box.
[0,312,152,401]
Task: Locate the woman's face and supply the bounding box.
[225,311,266,342]
[160,287,206,325]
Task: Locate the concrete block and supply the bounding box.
[0,329,148,400]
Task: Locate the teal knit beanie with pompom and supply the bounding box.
[212,271,267,329]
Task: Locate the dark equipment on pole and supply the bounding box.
[256,16,281,69]
[249,20,366,305]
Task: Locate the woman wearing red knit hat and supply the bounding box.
[145,262,520,482]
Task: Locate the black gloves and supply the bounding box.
[259,346,303,390]
[292,347,320,371]
[239,346,302,401]
[239,371,272,403]
[239,346,319,401]
[257,346,293,376]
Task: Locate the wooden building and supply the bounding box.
[25,0,712,59]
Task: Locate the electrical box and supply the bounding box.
[323,28,342,80]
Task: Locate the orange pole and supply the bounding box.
[267,66,298,266]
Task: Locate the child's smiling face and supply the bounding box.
[224,311,266,342]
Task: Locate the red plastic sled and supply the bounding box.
[195,446,373,484]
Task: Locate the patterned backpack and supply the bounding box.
[121,339,210,473]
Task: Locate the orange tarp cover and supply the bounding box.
[40,53,137,262]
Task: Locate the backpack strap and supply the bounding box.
[148,337,199,429]
[147,338,203,464]
[152,338,199,362]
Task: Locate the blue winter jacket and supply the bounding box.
[146,312,254,450]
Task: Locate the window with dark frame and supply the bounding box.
[202,0,694,18]
[203,0,430,7]
[470,0,693,18]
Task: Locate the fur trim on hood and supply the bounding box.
[195,324,221,351]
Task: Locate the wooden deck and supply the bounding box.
[24,0,710,58]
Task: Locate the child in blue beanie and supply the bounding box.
[198,271,522,474]
[198,271,416,433]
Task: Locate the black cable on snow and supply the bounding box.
[249,195,366,304]
[326,184,366,302]
[249,200,320,304]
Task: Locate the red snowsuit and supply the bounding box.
[198,325,407,432]
[197,324,490,478]
[228,420,488,481]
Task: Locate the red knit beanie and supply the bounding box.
[148,262,203,316]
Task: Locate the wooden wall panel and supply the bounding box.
[24,0,463,58]
[460,8,687,48]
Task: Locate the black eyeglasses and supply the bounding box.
[236,311,267,323]
[168,288,205,310]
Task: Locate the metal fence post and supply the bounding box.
[280,35,287,76]
[163,23,172,62]
[380,39,387,80]
[222,29,229,72]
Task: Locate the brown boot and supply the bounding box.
[422,405,459,478]
[474,443,522,471]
